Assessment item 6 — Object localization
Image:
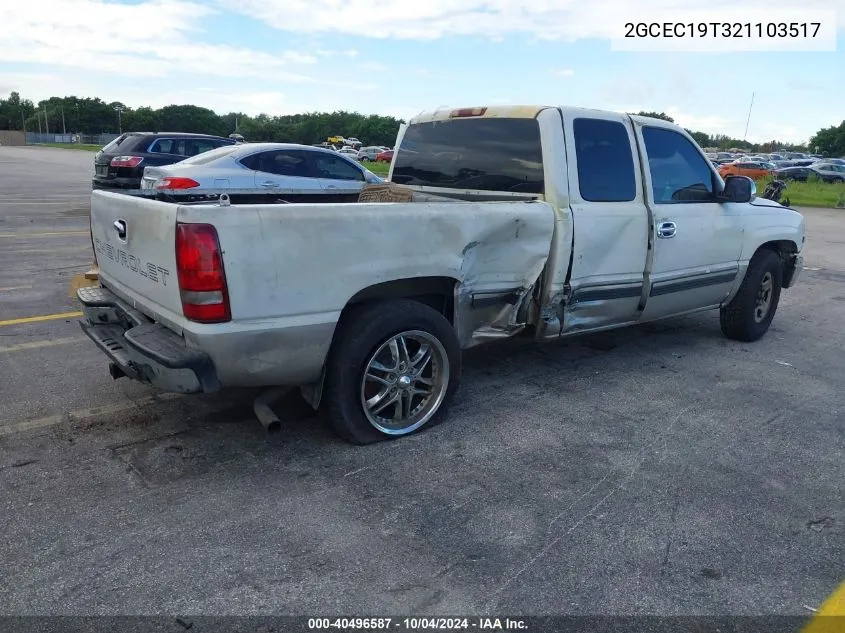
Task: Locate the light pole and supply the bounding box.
[114,105,124,133]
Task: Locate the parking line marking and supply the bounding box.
[0,337,83,354]
[0,311,83,327]
[0,393,183,438]
[0,231,89,238]
[802,581,845,632]
[0,285,33,292]
[0,202,84,206]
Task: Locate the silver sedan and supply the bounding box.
[140,142,382,199]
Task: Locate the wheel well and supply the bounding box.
[343,276,458,324]
[757,240,798,259]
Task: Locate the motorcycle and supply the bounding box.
[761,179,790,207]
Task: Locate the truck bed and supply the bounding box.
[88,190,556,388]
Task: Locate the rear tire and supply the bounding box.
[324,299,461,445]
[720,249,783,342]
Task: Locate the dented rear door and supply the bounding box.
[90,190,184,323]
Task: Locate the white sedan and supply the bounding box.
[140,142,382,200]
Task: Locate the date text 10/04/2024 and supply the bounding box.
[307,618,528,630]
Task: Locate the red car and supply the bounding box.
[375,149,394,162]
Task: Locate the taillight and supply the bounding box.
[156,177,200,190]
[89,213,97,263]
[110,155,144,168]
[450,107,487,118]
[175,223,230,323]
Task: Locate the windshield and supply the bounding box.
[392,118,544,194]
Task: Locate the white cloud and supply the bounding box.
[227,0,845,40]
[316,49,360,58]
[358,62,391,72]
[551,68,575,77]
[0,0,317,81]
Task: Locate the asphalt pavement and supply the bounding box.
[0,146,841,619]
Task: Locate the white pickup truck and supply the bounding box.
[79,105,805,444]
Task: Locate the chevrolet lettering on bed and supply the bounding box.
[93,238,171,286]
[78,105,805,445]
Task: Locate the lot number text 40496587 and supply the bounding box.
[307,617,528,630]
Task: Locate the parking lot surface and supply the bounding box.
[0,147,842,616]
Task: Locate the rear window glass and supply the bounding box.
[177,144,241,165]
[101,134,140,153]
[391,118,544,194]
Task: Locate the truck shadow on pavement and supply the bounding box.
[50,311,727,489]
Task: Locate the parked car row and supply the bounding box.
[714,153,845,183]
[92,132,382,201]
[92,132,237,190]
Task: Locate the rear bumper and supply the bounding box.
[77,286,220,394]
[92,177,141,190]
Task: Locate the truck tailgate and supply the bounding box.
[90,190,183,321]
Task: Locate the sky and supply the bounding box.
[0,0,843,144]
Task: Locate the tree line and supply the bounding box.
[0,92,404,148]
[0,92,841,156]
[632,111,814,154]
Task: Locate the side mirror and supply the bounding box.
[718,175,756,203]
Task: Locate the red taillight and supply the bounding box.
[156,177,200,190]
[450,107,487,118]
[175,223,230,323]
[110,155,144,168]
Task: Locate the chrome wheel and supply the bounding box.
[754,271,773,322]
[360,330,449,435]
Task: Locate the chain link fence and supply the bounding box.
[25,132,119,146]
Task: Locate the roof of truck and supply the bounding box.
[409,105,551,124]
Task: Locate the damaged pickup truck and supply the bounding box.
[78,105,805,444]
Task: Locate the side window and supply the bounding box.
[183,139,219,157]
[642,127,716,203]
[573,118,637,202]
[149,139,175,154]
[313,153,364,181]
[245,151,315,177]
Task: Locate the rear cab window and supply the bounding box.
[392,118,544,194]
[572,118,637,202]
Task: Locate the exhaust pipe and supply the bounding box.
[253,388,291,434]
[108,362,126,380]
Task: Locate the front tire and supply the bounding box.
[324,299,461,444]
[720,249,783,342]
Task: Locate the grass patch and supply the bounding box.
[36,143,102,151]
[365,160,391,176]
[756,175,845,208]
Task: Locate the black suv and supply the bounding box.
[92,132,236,190]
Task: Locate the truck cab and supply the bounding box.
[389,105,804,341]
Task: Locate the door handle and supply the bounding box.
[325,184,337,189]
[260,181,278,188]
[657,221,676,238]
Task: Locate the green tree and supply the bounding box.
[3,91,405,145]
[634,111,675,122]
[686,129,710,147]
[809,121,845,157]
